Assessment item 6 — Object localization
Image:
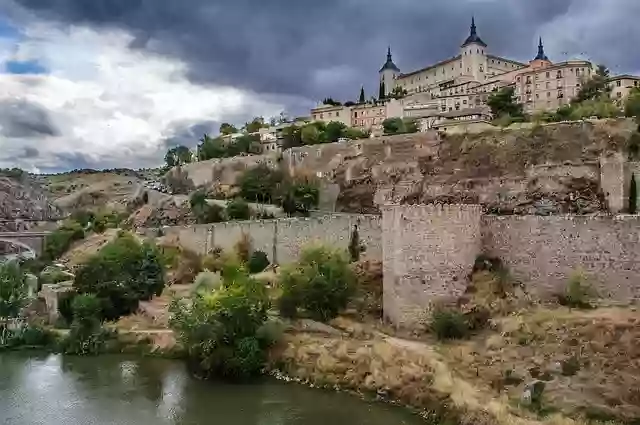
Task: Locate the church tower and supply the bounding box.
[379,47,400,98]
[460,17,488,82]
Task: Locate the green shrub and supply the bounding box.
[247,250,269,274]
[557,271,594,309]
[57,292,77,325]
[430,307,469,340]
[0,261,28,319]
[170,267,272,381]
[43,220,85,262]
[192,271,221,294]
[62,294,111,355]
[39,267,72,286]
[277,246,355,322]
[226,198,250,221]
[73,233,165,321]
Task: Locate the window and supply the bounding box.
[546,72,550,78]
[546,82,550,89]
[517,77,521,82]
[320,113,323,118]
[354,112,358,118]
[547,92,550,98]
[617,92,622,98]
[536,94,539,99]
[635,81,639,87]
[463,99,467,104]
[556,71,562,78]
[617,80,622,87]
[336,112,339,117]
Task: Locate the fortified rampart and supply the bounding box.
[148,213,381,265]
[381,204,640,327]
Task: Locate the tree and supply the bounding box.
[277,246,356,322]
[301,124,322,145]
[325,121,347,143]
[169,266,273,381]
[573,64,612,103]
[382,117,403,134]
[238,164,284,204]
[43,220,85,263]
[73,233,165,321]
[625,88,640,118]
[321,98,342,106]
[219,123,238,135]
[197,134,227,160]
[0,261,27,319]
[226,198,251,221]
[164,145,193,168]
[62,294,110,355]
[487,87,524,118]
[344,101,356,107]
[390,86,408,99]
[378,81,385,100]
[244,117,268,133]
[630,174,637,214]
[281,125,302,150]
[359,86,365,103]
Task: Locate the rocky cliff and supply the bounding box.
[0,175,61,231]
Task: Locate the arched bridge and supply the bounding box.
[0,231,50,257]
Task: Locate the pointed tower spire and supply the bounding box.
[379,46,400,73]
[461,16,487,47]
[534,36,549,61]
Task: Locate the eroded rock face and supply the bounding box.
[0,176,61,231]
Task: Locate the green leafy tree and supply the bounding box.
[164,145,193,168]
[325,121,347,143]
[0,261,27,319]
[244,117,268,133]
[219,123,238,135]
[73,233,165,321]
[238,164,283,204]
[382,117,403,134]
[169,266,273,380]
[359,86,365,103]
[487,87,524,118]
[197,134,227,160]
[630,174,637,214]
[281,125,302,150]
[247,251,270,274]
[625,88,640,118]
[62,294,110,355]
[573,64,611,103]
[279,178,320,217]
[301,124,322,145]
[226,198,251,221]
[342,127,369,140]
[277,246,356,322]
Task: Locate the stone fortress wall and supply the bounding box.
[382,205,640,327]
[149,213,382,265]
[148,203,640,329]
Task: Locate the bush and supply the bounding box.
[0,324,57,349]
[62,294,111,355]
[430,307,469,340]
[73,233,165,321]
[247,250,270,274]
[43,220,85,262]
[277,246,355,322]
[0,261,28,319]
[170,267,272,381]
[226,198,250,221]
[192,271,221,294]
[557,271,594,309]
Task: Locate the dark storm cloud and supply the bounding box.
[0,99,60,138]
[162,120,220,149]
[9,0,583,103]
[21,146,39,158]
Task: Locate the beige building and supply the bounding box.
[310,104,352,127]
[381,18,636,116]
[609,75,640,106]
[351,98,403,135]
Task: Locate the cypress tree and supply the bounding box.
[359,86,365,103]
[379,81,386,100]
[629,173,637,214]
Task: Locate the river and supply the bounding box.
[0,354,426,425]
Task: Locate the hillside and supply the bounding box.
[0,174,61,231]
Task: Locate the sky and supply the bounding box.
[0,0,639,173]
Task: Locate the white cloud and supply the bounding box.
[0,22,287,171]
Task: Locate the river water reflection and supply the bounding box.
[0,354,426,425]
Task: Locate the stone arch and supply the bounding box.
[0,238,37,258]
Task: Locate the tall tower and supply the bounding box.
[460,17,488,82]
[529,37,552,69]
[379,46,400,98]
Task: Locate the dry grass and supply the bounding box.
[60,228,120,267]
[440,306,640,423]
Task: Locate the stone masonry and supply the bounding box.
[381,204,483,327]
